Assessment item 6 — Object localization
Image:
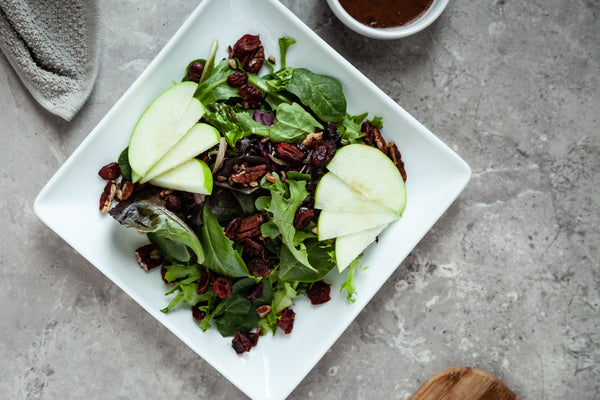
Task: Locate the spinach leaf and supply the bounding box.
[197,205,249,278]
[109,200,204,262]
[118,147,132,181]
[269,102,323,143]
[256,174,317,273]
[247,73,293,106]
[278,238,335,282]
[212,278,272,336]
[278,37,296,70]
[147,232,190,262]
[194,59,238,105]
[203,103,247,147]
[286,68,347,123]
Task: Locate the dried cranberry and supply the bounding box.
[323,122,341,144]
[247,258,271,278]
[245,283,264,301]
[98,162,121,180]
[309,139,336,168]
[213,276,233,299]
[232,331,260,354]
[227,71,248,88]
[277,308,296,334]
[243,239,266,260]
[196,266,212,294]
[134,244,164,271]
[224,217,242,240]
[192,306,206,322]
[164,194,181,211]
[187,61,204,83]
[231,34,265,74]
[238,83,262,108]
[307,280,331,305]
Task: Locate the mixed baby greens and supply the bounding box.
[102,34,403,353]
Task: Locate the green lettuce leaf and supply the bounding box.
[109,199,204,262]
[197,205,249,278]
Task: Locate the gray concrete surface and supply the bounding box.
[1,0,598,399]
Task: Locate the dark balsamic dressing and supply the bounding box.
[339,0,435,29]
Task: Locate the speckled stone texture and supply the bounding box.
[1,0,598,399]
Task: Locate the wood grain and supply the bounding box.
[410,367,520,400]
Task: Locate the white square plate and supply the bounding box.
[34,0,471,399]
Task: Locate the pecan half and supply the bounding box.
[235,214,267,241]
[256,304,272,318]
[387,142,407,181]
[99,180,117,213]
[275,143,306,165]
[116,180,135,201]
[98,162,121,180]
[294,207,315,230]
[361,121,386,152]
[135,244,164,271]
[302,132,323,148]
[164,194,182,211]
[230,163,267,184]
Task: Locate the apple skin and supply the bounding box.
[128,81,205,178]
[149,158,213,195]
[335,225,385,272]
[314,172,395,213]
[140,123,220,183]
[326,144,406,216]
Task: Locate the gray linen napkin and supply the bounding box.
[0,0,99,121]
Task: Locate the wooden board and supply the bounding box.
[410,367,520,400]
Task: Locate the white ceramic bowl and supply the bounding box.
[326,0,449,39]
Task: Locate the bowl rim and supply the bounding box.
[326,0,450,39]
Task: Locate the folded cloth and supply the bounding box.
[0,0,99,121]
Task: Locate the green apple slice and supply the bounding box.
[140,123,220,183]
[149,158,213,195]
[128,81,205,178]
[314,172,395,213]
[317,209,398,240]
[327,144,406,215]
[335,225,386,272]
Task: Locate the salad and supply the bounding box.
[97,34,407,353]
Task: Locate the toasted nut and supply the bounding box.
[256,305,272,318]
[302,132,323,148]
[265,172,276,184]
[267,54,276,64]
[228,58,238,69]
[99,180,117,213]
